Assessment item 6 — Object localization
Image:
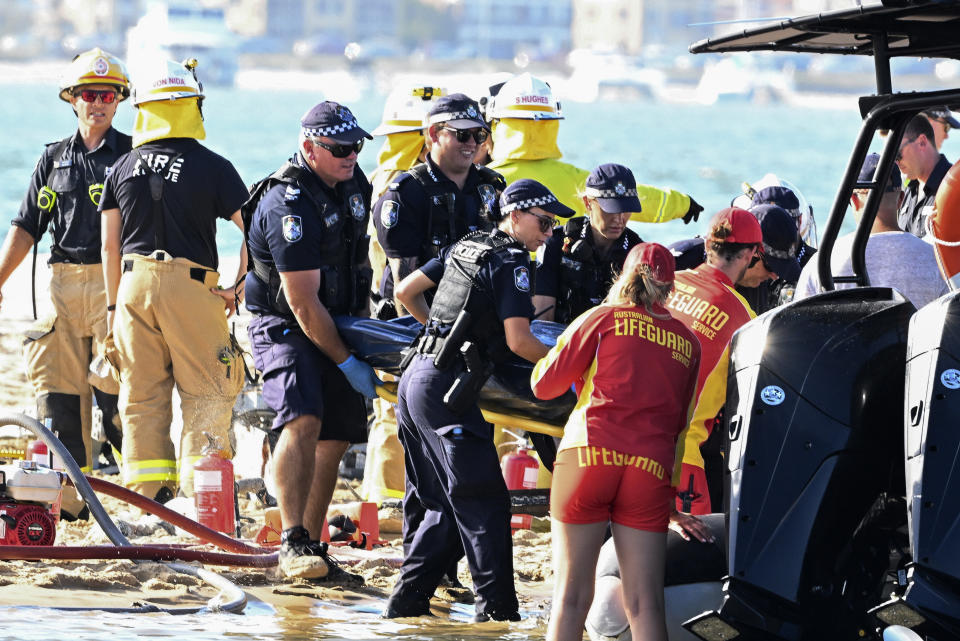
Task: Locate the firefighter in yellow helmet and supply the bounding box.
[363,86,447,508]
[99,58,248,501]
[0,48,131,519]
[486,72,703,224]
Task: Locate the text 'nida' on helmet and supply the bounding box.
[131,58,204,107]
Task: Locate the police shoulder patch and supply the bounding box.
[281,215,302,242]
[514,266,530,292]
[380,200,399,229]
[349,193,366,220]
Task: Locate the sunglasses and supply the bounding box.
[748,248,771,271]
[896,136,918,161]
[75,89,117,104]
[524,210,555,233]
[441,126,488,144]
[313,138,364,158]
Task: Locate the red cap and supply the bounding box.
[623,242,675,283]
[706,207,763,246]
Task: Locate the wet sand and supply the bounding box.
[0,255,554,631]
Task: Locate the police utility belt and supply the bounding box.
[407,310,494,415]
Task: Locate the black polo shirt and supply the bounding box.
[899,153,952,238]
[13,127,131,264]
[99,138,248,270]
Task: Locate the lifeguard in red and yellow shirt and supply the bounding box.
[532,242,709,641]
[667,207,763,515]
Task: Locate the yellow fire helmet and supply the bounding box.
[488,72,563,121]
[131,58,204,106]
[58,48,131,103]
[371,85,447,136]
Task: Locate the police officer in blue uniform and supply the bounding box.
[243,101,380,581]
[373,93,505,315]
[533,163,645,324]
[384,179,573,621]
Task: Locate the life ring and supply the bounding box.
[929,158,960,289]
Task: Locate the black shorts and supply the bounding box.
[248,315,367,443]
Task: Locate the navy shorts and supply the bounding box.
[248,314,367,443]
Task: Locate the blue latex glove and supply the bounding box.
[337,355,382,399]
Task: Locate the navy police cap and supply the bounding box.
[751,185,800,213]
[750,204,801,283]
[584,163,643,214]
[301,101,372,143]
[859,153,902,192]
[500,179,575,219]
[427,93,489,130]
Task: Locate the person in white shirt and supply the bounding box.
[795,153,947,309]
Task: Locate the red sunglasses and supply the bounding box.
[75,89,118,104]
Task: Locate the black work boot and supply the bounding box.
[279,526,329,580]
[383,585,433,618]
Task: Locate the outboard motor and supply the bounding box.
[871,292,960,640]
[687,288,914,641]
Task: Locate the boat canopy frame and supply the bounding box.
[690,0,960,291]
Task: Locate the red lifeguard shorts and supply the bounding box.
[551,445,674,532]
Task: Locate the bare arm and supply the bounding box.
[101,208,122,331]
[504,316,549,363]
[395,269,437,324]
[210,210,247,317]
[532,294,556,322]
[0,226,37,312]
[280,269,351,364]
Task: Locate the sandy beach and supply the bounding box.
[0,254,554,629]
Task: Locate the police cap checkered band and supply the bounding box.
[501,194,559,214]
[428,110,480,125]
[763,243,794,260]
[302,119,359,137]
[583,186,638,199]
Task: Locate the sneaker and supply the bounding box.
[279,537,330,580]
[303,540,364,586]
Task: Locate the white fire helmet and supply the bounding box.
[371,85,446,136]
[131,58,204,106]
[58,48,131,103]
[488,72,563,121]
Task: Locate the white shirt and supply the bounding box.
[794,230,948,310]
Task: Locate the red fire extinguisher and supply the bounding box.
[502,447,539,530]
[193,433,236,535]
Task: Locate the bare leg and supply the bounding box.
[273,414,321,532]
[612,522,667,641]
[546,519,608,641]
[304,439,350,537]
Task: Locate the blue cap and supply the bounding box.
[750,204,801,283]
[923,106,960,129]
[751,185,800,212]
[500,179,575,219]
[859,153,902,192]
[583,163,643,214]
[300,101,372,143]
[426,93,489,130]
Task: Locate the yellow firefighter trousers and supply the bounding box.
[22,263,118,515]
[361,372,406,503]
[112,253,242,499]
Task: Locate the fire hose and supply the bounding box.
[0,413,252,614]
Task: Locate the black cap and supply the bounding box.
[426,93,489,130]
[750,204,801,283]
[859,153,902,192]
[300,101,372,143]
[500,179,574,218]
[583,163,643,214]
[751,185,799,212]
[922,106,960,129]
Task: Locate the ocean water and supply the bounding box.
[6,81,952,260]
